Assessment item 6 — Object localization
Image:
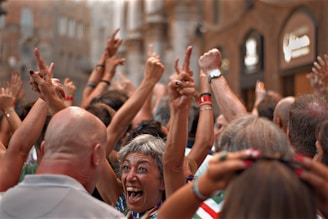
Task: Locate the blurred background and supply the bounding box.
[0,0,327,109]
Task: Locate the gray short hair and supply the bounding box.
[117,134,165,179]
[219,115,294,159]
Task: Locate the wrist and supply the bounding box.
[64,96,74,101]
[197,175,215,198]
[100,79,111,86]
[3,106,14,113]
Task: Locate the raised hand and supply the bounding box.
[198,48,222,73]
[197,149,260,197]
[147,44,160,59]
[8,73,23,101]
[112,72,135,97]
[144,56,165,85]
[295,155,328,216]
[168,73,195,109]
[307,54,328,95]
[169,46,195,109]
[312,54,328,85]
[29,48,65,100]
[175,46,193,76]
[104,56,125,80]
[105,28,123,58]
[0,87,14,112]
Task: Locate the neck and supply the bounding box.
[36,159,93,193]
[130,201,162,219]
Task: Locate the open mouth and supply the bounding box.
[126,187,143,202]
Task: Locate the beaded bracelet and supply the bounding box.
[100,80,111,86]
[200,106,212,111]
[200,93,212,98]
[96,64,105,68]
[86,82,96,89]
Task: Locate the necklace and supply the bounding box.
[129,201,162,219]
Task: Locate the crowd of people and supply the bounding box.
[0,28,328,219]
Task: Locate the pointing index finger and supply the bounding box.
[182,46,192,73]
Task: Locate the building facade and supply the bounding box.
[89,0,203,87]
[0,0,91,104]
[202,0,328,110]
[1,0,326,108]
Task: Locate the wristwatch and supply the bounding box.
[208,69,222,84]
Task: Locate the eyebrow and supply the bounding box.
[123,159,151,165]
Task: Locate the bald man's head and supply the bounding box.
[39,107,107,193]
[273,96,295,133]
[43,106,107,156]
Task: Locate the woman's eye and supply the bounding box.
[122,165,130,171]
[138,167,147,173]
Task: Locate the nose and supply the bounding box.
[125,168,137,181]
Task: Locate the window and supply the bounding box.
[58,16,67,36]
[68,19,75,38]
[0,16,4,28]
[21,7,33,37]
[76,22,83,39]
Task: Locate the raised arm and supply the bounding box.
[0,97,48,192]
[29,48,66,114]
[295,154,328,218]
[307,54,328,96]
[63,77,77,106]
[96,160,123,206]
[186,69,214,169]
[0,87,22,133]
[105,55,164,156]
[199,49,247,122]
[251,80,266,116]
[0,86,22,149]
[163,46,196,197]
[158,150,259,219]
[81,55,125,108]
[81,28,123,108]
[131,44,162,129]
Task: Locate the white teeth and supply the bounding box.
[126,187,141,192]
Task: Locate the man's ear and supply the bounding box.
[274,116,282,129]
[92,144,101,167]
[39,141,45,160]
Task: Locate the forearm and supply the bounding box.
[106,79,156,155]
[0,118,11,147]
[81,81,109,108]
[187,105,214,167]
[81,54,107,104]
[45,94,66,114]
[0,98,48,191]
[96,160,123,206]
[211,77,247,122]
[163,107,189,197]
[132,94,153,129]
[8,98,48,154]
[2,107,22,132]
[157,182,203,219]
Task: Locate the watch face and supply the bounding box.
[208,69,222,83]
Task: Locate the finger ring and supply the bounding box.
[218,151,228,161]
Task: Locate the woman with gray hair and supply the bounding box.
[109,134,166,219]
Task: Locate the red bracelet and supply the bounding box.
[64,96,74,101]
[198,95,212,105]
